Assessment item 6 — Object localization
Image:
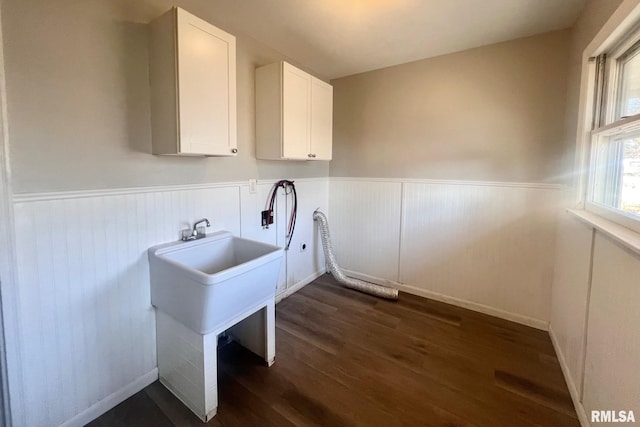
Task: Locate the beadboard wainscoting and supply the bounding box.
[280,180,329,294]
[329,178,563,328]
[582,233,640,422]
[9,178,328,427]
[327,180,402,282]
[550,211,640,426]
[549,211,593,403]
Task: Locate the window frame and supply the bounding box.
[583,21,640,234]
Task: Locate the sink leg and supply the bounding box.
[156,311,218,422]
[265,300,275,366]
[203,332,218,420]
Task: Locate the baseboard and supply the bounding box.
[276,270,325,303]
[343,269,549,331]
[60,368,159,427]
[549,326,589,427]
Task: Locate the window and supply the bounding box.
[586,31,640,233]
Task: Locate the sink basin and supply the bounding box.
[148,231,284,335]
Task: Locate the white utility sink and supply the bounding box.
[148,230,283,334]
[148,231,284,422]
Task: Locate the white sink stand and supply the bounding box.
[156,297,275,422]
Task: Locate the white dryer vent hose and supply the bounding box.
[313,210,399,301]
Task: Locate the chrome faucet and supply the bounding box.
[193,218,210,232]
[181,218,211,241]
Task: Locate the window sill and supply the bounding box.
[567,209,640,256]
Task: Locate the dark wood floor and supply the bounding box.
[88,275,578,426]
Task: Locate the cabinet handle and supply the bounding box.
[231,148,238,154]
[312,154,317,158]
[308,154,313,158]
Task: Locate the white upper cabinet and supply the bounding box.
[149,7,237,156]
[256,61,332,161]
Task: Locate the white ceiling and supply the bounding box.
[191,0,587,79]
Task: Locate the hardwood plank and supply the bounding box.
[219,346,353,426]
[85,390,173,427]
[215,370,298,427]
[390,291,463,326]
[275,294,345,355]
[328,319,572,426]
[495,370,577,418]
[223,341,401,426]
[144,382,222,427]
[311,274,381,307]
[276,327,480,426]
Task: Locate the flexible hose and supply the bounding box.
[265,180,297,250]
[313,210,399,301]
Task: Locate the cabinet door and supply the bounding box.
[282,63,311,160]
[310,78,333,160]
[177,8,236,156]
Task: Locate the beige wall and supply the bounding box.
[2,0,329,194]
[330,30,571,183]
